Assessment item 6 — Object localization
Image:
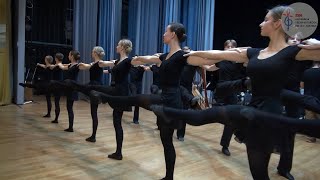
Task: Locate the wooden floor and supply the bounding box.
[1,96,320,180]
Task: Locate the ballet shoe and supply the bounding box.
[132,120,139,124]
[107,153,123,160]
[222,147,231,156]
[64,128,74,132]
[277,171,294,180]
[177,137,184,142]
[85,136,96,142]
[161,176,173,180]
[43,114,51,118]
[51,120,58,123]
[89,90,102,104]
[150,105,172,125]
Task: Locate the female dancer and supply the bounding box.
[65,46,114,135]
[92,8,320,180]
[20,51,81,128]
[176,6,320,180]
[51,50,81,128]
[65,40,133,160]
[88,23,207,180]
[34,55,54,118]
[49,53,64,123]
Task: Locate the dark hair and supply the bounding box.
[224,39,237,48]
[268,5,288,21]
[55,52,64,62]
[268,5,290,39]
[70,50,80,61]
[169,22,187,43]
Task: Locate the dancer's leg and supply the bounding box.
[44,93,52,117]
[53,92,61,122]
[64,93,74,132]
[151,104,320,138]
[246,146,271,180]
[86,102,98,142]
[108,110,124,160]
[160,127,175,180]
[90,91,162,110]
[281,89,320,114]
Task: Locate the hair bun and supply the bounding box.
[180,34,187,42]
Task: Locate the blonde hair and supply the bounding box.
[45,55,53,64]
[119,39,133,54]
[93,46,105,59]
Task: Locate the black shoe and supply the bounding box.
[108,153,123,160]
[278,171,294,180]
[86,136,96,143]
[132,120,139,124]
[43,114,51,118]
[222,147,231,156]
[161,176,173,180]
[51,120,58,123]
[64,128,74,132]
[89,90,102,104]
[177,137,184,142]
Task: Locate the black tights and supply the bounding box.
[156,105,320,179]
[216,79,320,114]
[66,93,74,129]
[94,93,162,110]
[45,93,52,115]
[113,110,124,155]
[53,94,61,121]
[62,81,110,138]
[89,92,177,179]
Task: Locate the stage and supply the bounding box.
[0,96,319,180]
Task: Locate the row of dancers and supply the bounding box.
[19,5,320,180]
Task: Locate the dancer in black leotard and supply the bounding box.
[214,39,246,156]
[65,40,133,160]
[129,65,145,124]
[88,23,209,180]
[20,51,81,126]
[51,50,81,127]
[175,6,320,180]
[64,46,114,134]
[49,53,64,123]
[35,55,54,118]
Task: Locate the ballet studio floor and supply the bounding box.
[1,96,320,180]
